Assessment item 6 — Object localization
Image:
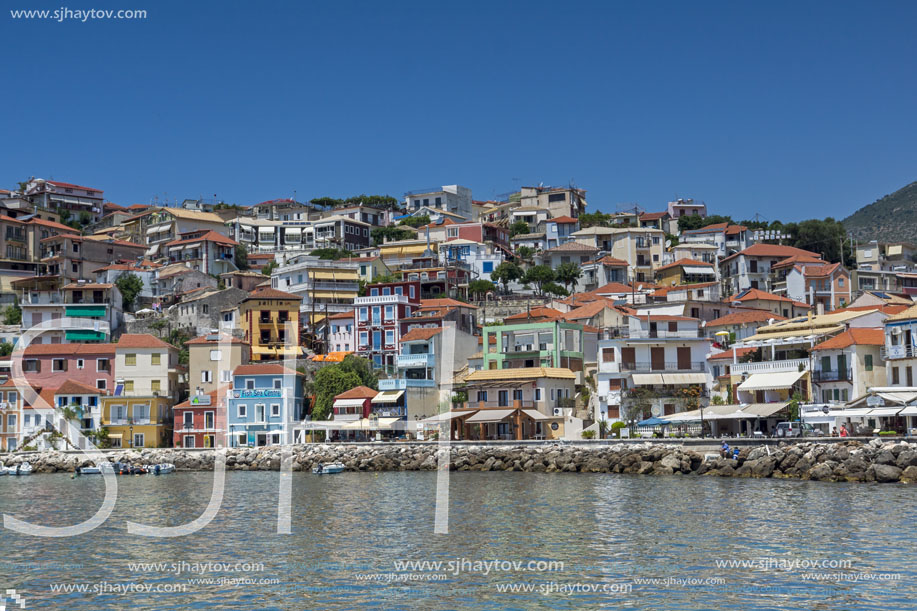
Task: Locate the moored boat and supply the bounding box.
[312,462,345,474]
[10,463,32,476]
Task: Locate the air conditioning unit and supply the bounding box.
[552,407,563,417]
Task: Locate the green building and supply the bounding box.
[482,321,584,381]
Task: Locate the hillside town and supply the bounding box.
[0,177,914,451]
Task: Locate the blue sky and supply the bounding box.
[4,1,917,220]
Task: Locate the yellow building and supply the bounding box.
[240,286,303,361]
[101,396,173,448]
[653,258,717,286]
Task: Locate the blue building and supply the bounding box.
[227,363,304,447]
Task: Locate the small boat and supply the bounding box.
[78,463,114,475]
[10,463,32,476]
[144,463,175,475]
[312,462,345,474]
[0,466,7,476]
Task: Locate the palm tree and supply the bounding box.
[555,262,582,294]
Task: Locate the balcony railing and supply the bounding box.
[622,329,705,339]
[812,368,852,383]
[730,358,810,376]
[378,378,437,390]
[396,353,435,368]
[881,345,914,360]
[619,361,706,372]
[354,294,410,306]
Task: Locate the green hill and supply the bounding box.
[843,181,917,243]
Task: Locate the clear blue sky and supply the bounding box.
[4,1,917,221]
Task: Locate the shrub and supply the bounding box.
[581,430,595,439]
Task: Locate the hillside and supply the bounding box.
[843,181,917,243]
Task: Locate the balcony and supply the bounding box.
[354,294,410,306]
[378,378,437,390]
[624,329,705,339]
[619,361,706,372]
[881,345,914,360]
[396,353,435,368]
[812,368,852,383]
[730,358,810,376]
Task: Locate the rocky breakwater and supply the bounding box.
[5,439,917,483]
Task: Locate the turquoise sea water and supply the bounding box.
[0,471,913,610]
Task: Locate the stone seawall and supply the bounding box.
[5,439,917,483]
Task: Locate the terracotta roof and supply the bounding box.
[116,334,174,349]
[542,241,600,254]
[835,304,909,316]
[682,222,729,234]
[592,255,628,266]
[548,215,578,224]
[707,310,787,327]
[334,385,377,400]
[591,282,638,294]
[629,314,699,322]
[811,328,885,350]
[420,298,477,310]
[56,379,108,396]
[721,243,820,263]
[655,258,714,272]
[465,367,576,381]
[245,287,303,301]
[771,254,826,269]
[185,333,247,345]
[886,304,917,322]
[708,347,757,361]
[62,283,113,290]
[28,218,74,232]
[401,327,443,342]
[563,300,615,320]
[729,288,809,306]
[233,364,302,376]
[639,211,669,221]
[21,343,115,356]
[797,262,844,277]
[503,307,565,322]
[326,311,356,320]
[46,180,101,192]
[724,224,747,236]
[165,230,237,248]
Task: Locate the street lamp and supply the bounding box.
[129,425,134,449]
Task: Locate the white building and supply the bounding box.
[404,185,473,222]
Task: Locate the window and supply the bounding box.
[385,305,394,320]
[359,331,368,346]
[865,354,873,371]
[77,359,84,369]
[151,353,161,366]
[97,380,107,390]
[535,388,542,401]
[385,329,395,345]
[125,354,137,366]
[271,403,280,417]
[151,380,161,393]
[124,380,134,393]
[133,433,145,448]
[892,367,900,385]
[52,359,67,372]
[246,379,255,390]
[273,378,282,389]
[209,350,222,361]
[7,391,16,404]
[476,390,488,402]
[220,370,232,383]
[409,285,415,299]
[602,348,615,362]
[7,414,15,428]
[238,404,247,417]
[359,308,368,322]
[24,360,39,372]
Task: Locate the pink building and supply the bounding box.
[18,343,115,393]
[173,387,227,448]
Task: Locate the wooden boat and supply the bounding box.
[312,462,345,474]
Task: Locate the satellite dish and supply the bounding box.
[665,240,671,248]
[637,284,644,291]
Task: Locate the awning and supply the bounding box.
[876,392,917,405]
[662,373,707,385]
[665,410,702,422]
[897,406,917,416]
[421,411,477,423]
[311,290,356,299]
[66,306,106,317]
[108,433,123,439]
[65,330,107,341]
[833,408,873,417]
[522,409,553,421]
[311,270,359,281]
[284,227,302,236]
[465,409,515,423]
[683,266,715,275]
[146,226,165,235]
[743,326,845,342]
[333,398,367,409]
[737,370,806,392]
[631,373,664,385]
[341,417,400,430]
[867,408,903,417]
[741,402,788,417]
[372,390,404,404]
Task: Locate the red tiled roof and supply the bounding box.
[62,283,113,290]
[708,347,757,361]
[724,224,747,236]
[639,211,669,221]
[334,385,377,400]
[592,255,628,266]
[591,282,638,294]
[629,314,699,322]
[728,288,806,305]
[420,298,477,310]
[797,262,844,277]
[245,287,302,301]
[655,258,714,272]
[564,300,614,320]
[401,327,443,342]
[233,364,302,376]
[834,304,909,315]
[185,333,247,345]
[116,334,174,349]
[21,343,115,356]
[325,311,356,320]
[721,243,820,263]
[707,309,787,327]
[165,230,237,248]
[504,307,565,322]
[46,180,101,192]
[771,254,826,269]
[812,328,884,351]
[549,215,578,224]
[56,380,109,396]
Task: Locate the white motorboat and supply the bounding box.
[10,463,32,476]
[312,462,345,474]
[144,463,175,475]
[0,466,7,476]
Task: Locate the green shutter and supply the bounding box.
[65,330,107,341]
[65,307,107,317]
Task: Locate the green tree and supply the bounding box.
[399,215,430,228]
[622,388,655,436]
[310,196,343,209]
[310,248,353,260]
[467,279,495,300]
[0,342,13,357]
[509,220,530,237]
[234,243,249,270]
[2,304,21,325]
[338,354,378,389]
[342,194,401,210]
[115,273,143,312]
[515,245,536,267]
[523,265,556,296]
[371,226,416,246]
[578,211,614,228]
[677,214,734,232]
[785,218,854,266]
[542,281,568,297]
[555,262,582,294]
[312,369,361,421]
[262,260,278,276]
[490,261,523,292]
